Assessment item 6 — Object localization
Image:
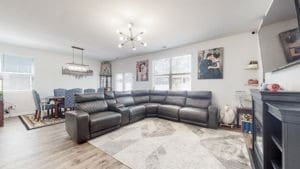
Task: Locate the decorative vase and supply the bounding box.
[220,105,236,125]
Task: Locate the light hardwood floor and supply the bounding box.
[0,117,130,169]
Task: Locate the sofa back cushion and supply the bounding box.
[75,93,108,114]
[115,91,135,106]
[165,91,187,106]
[132,90,150,105]
[104,91,117,107]
[185,91,212,108]
[149,90,167,103]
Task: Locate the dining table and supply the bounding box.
[46,96,65,118]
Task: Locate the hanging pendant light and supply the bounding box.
[62,46,93,78]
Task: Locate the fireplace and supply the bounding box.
[253,117,263,168]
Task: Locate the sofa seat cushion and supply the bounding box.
[179,107,208,124]
[89,111,121,133]
[158,104,180,120]
[128,105,146,122]
[144,103,160,115]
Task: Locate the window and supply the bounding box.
[0,55,34,91]
[115,73,133,91]
[115,73,123,91]
[153,55,191,90]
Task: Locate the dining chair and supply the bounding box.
[32,90,53,121]
[54,88,66,97]
[84,88,96,94]
[64,88,82,110]
[54,88,66,112]
[97,88,104,93]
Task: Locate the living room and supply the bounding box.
[0,0,299,169]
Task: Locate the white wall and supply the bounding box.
[259,18,298,73]
[265,64,300,91]
[112,32,261,108]
[259,18,300,91]
[0,42,100,116]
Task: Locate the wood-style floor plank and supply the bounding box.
[0,117,130,169]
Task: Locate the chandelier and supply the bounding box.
[62,46,93,78]
[116,23,147,51]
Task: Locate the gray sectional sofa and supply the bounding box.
[65,90,219,143]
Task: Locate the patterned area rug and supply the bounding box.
[89,118,250,169]
[19,114,65,130]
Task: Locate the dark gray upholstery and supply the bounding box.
[104,91,117,107]
[132,90,149,105]
[185,91,212,108]
[128,105,146,123]
[165,91,187,106]
[179,107,208,125]
[132,90,150,105]
[104,91,115,99]
[65,90,219,143]
[134,96,149,104]
[149,90,167,103]
[208,106,219,129]
[75,93,105,103]
[89,111,121,133]
[114,91,132,97]
[179,91,218,128]
[75,93,108,114]
[65,110,90,144]
[65,93,124,143]
[144,103,160,117]
[185,98,211,109]
[109,105,130,126]
[158,104,181,120]
[115,91,135,106]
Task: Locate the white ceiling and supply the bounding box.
[262,0,297,26]
[0,0,272,60]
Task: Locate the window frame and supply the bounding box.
[115,72,133,91]
[0,54,34,92]
[152,55,191,90]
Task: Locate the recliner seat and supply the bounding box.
[65,93,123,143]
[158,91,187,121]
[115,91,146,123]
[179,91,218,128]
[65,90,219,143]
[146,90,168,117]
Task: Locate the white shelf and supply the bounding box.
[245,84,259,87]
[245,65,258,70]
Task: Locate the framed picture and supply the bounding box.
[136,60,149,81]
[198,47,224,79]
[279,28,300,63]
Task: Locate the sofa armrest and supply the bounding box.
[208,105,219,129]
[65,110,90,144]
[108,103,130,125]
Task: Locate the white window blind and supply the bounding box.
[152,55,191,90]
[115,73,123,91]
[124,73,133,91]
[0,55,34,91]
[115,73,133,91]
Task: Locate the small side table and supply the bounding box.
[236,107,252,128]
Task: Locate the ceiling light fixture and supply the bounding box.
[62,46,93,78]
[116,22,147,51]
